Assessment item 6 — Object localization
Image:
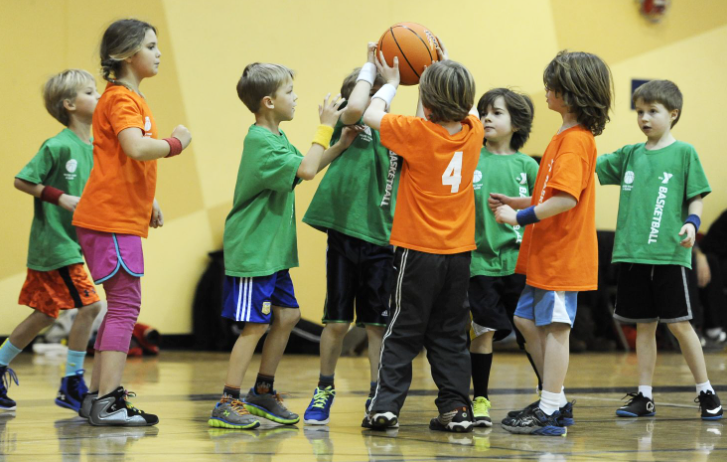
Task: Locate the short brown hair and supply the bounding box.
[419,60,475,123]
[632,79,683,127]
[477,88,534,151]
[100,19,157,83]
[543,50,613,136]
[340,67,385,100]
[43,69,95,126]
[236,63,295,113]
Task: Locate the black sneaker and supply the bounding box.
[429,406,474,433]
[558,400,575,427]
[89,387,159,426]
[502,406,566,436]
[0,366,18,411]
[505,399,539,420]
[696,391,723,421]
[616,392,655,417]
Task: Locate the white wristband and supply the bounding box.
[372,83,397,109]
[356,62,376,86]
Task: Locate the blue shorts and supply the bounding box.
[222,270,299,324]
[514,284,578,327]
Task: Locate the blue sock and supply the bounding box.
[0,339,22,367]
[65,350,86,376]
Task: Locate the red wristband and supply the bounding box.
[164,137,183,157]
[40,186,64,205]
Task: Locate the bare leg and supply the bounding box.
[541,323,570,394]
[258,307,301,377]
[67,301,104,352]
[365,325,385,381]
[225,323,268,388]
[668,321,709,384]
[8,311,55,348]
[98,351,128,396]
[636,322,659,387]
[514,316,544,377]
[89,353,102,392]
[470,331,495,354]
[319,322,351,376]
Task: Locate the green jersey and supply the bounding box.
[223,125,304,277]
[596,141,711,268]
[16,129,93,271]
[470,148,539,277]
[303,120,400,246]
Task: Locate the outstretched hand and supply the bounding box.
[319,93,346,127]
[338,125,365,150]
[375,51,400,87]
[434,36,449,61]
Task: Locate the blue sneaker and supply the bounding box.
[55,369,89,412]
[0,366,19,411]
[502,407,566,436]
[303,386,336,425]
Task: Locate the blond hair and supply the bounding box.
[43,69,95,126]
[419,60,475,123]
[236,63,295,113]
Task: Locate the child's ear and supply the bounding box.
[262,95,274,109]
[671,109,679,121]
[62,99,76,112]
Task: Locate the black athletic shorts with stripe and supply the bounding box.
[468,273,526,344]
[322,229,393,327]
[614,263,693,323]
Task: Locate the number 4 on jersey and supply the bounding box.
[442,151,463,193]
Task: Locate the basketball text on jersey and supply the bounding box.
[380,150,399,208]
[648,172,672,244]
[513,174,529,244]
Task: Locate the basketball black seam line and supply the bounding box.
[389,27,420,79]
[398,24,434,63]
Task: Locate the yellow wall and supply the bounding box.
[1,0,726,335]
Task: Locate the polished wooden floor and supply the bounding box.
[0,350,725,461]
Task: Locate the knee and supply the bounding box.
[667,321,693,337]
[34,311,56,328]
[79,300,105,319]
[325,322,351,338]
[242,323,269,339]
[365,325,385,340]
[275,308,301,330]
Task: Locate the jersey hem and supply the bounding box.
[225,264,298,278]
[27,258,85,272]
[470,269,517,278]
[302,218,390,247]
[71,220,148,239]
[523,279,596,292]
[390,240,476,255]
[612,257,691,270]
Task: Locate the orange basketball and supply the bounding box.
[377,22,438,86]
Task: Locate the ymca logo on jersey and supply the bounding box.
[623,171,635,191]
[472,170,483,190]
[64,159,78,180]
[659,172,673,184]
[359,125,373,143]
[517,173,527,185]
[144,116,152,137]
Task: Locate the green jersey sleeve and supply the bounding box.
[525,157,539,195]
[596,145,634,185]
[685,146,711,200]
[16,143,57,184]
[258,136,304,192]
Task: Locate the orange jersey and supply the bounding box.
[380,114,484,254]
[515,125,598,291]
[73,83,158,238]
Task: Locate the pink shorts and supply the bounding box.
[76,227,144,283]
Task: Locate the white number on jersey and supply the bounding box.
[441,151,463,193]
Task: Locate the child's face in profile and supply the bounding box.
[545,87,567,115]
[270,78,297,121]
[70,81,101,123]
[481,96,514,143]
[634,98,677,140]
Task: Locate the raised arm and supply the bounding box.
[363,51,400,131]
[297,94,346,180]
[341,43,379,126]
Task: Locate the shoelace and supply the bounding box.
[694,392,715,411]
[70,369,88,394]
[273,392,290,410]
[1,367,19,392]
[621,392,641,403]
[221,397,250,415]
[123,390,147,413]
[311,388,334,409]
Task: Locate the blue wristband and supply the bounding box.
[685,214,701,232]
[516,206,540,226]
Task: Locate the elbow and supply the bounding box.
[13,178,24,191]
[297,168,316,181]
[362,110,377,129]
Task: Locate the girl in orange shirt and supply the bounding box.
[72,19,191,426]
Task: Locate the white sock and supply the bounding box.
[638,385,653,400]
[539,390,560,415]
[696,381,714,395]
[559,386,568,407]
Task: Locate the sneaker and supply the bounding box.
[616,392,655,417]
[505,399,539,420]
[361,397,373,428]
[209,396,260,429]
[696,391,723,421]
[303,386,336,425]
[501,406,566,436]
[55,370,89,412]
[79,391,98,419]
[0,366,18,411]
[558,400,575,427]
[472,397,492,427]
[88,386,159,426]
[243,388,299,425]
[429,406,474,433]
[368,411,399,430]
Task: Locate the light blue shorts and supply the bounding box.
[514,284,578,327]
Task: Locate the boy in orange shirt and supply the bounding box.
[363,43,484,433]
[493,50,613,436]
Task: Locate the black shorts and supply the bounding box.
[614,263,693,324]
[322,229,394,326]
[468,274,526,343]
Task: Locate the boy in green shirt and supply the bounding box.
[467,88,539,426]
[208,63,360,430]
[596,79,721,420]
[1,70,104,413]
[302,44,400,427]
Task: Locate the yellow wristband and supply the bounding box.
[312,125,335,149]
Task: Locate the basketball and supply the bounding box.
[377,22,438,86]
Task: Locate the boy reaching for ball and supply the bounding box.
[363,41,484,433]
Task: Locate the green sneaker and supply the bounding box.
[472,397,492,427]
[244,389,300,425]
[208,397,261,430]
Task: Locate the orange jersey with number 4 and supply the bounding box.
[380,114,484,254]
